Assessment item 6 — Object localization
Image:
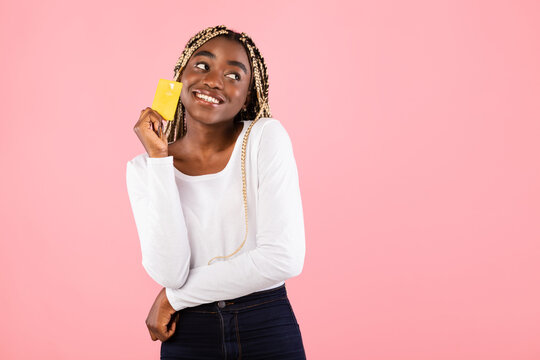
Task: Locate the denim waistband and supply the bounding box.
[181,284,288,313]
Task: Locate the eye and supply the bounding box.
[226,73,241,81]
[195,62,208,70]
[194,62,240,81]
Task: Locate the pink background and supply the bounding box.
[1,0,539,359]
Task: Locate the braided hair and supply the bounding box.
[163,25,271,142]
[164,25,272,265]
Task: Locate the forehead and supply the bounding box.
[192,36,249,65]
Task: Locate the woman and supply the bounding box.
[126,25,306,359]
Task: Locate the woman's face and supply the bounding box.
[180,36,252,126]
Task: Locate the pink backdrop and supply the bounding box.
[1,0,539,359]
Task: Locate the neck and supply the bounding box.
[181,117,243,157]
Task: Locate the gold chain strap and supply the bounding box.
[206,118,255,265]
[166,26,271,265]
[207,103,269,265]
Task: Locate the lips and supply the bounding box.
[192,89,225,104]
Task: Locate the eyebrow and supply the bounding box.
[193,50,248,75]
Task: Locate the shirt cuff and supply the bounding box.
[146,155,173,166]
[165,287,184,311]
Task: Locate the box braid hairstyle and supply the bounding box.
[163,25,271,265]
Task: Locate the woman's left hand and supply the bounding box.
[145,287,180,342]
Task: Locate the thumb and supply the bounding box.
[167,312,179,336]
[160,120,167,142]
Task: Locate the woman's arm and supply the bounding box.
[126,154,191,288]
[165,119,306,311]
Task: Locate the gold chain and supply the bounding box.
[206,103,269,265]
[207,117,257,265]
[164,25,270,265]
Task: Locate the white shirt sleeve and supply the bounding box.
[165,120,306,311]
[126,155,191,288]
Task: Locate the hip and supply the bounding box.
[161,284,306,359]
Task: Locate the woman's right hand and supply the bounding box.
[133,107,168,158]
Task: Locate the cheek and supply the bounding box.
[180,89,189,105]
[230,86,249,105]
[179,72,196,101]
[230,89,244,103]
[180,84,191,104]
[180,68,197,86]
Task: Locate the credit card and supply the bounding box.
[151,79,183,121]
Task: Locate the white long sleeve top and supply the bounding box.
[126,117,306,311]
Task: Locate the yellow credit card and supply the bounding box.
[151,79,183,121]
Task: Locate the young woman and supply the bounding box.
[126,25,306,359]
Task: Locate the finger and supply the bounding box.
[156,118,167,144]
[167,314,178,335]
[160,120,167,142]
[167,313,178,333]
[160,312,178,342]
[142,112,158,136]
[157,326,169,342]
[135,109,155,133]
[138,107,152,124]
[164,312,180,340]
[148,321,167,343]
[148,328,158,341]
[147,112,162,135]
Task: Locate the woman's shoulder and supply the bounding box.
[245,117,295,159]
[247,117,291,143]
[247,117,282,130]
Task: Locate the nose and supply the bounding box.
[202,69,223,89]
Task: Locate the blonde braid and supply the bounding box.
[164,25,272,265]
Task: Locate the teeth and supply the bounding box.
[195,92,220,104]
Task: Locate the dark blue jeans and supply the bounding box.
[160,284,306,359]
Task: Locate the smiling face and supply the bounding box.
[179,36,252,126]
